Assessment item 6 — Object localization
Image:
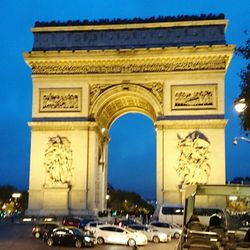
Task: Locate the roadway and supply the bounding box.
[0,219,178,250]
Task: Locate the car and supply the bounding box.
[62,216,87,229]
[128,224,171,243]
[94,224,147,246]
[32,221,61,239]
[85,220,107,232]
[114,218,138,227]
[149,221,182,239]
[43,226,95,248]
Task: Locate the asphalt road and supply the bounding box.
[0,219,178,250]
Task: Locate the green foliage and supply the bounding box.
[0,185,16,204]
[107,187,154,214]
[236,38,250,130]
[0,185,28,212]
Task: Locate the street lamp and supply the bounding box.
[234,98,247,113]
[233,97,249,144]
[233,136,250,145]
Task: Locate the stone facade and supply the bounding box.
[24,17,234,215]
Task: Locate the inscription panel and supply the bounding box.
[39,88,82,112]
[171,84,217,110]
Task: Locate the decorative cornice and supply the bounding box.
[32,19,228,32]
[25,54,230,75]
[28,121,98,131]
[155,119,228,129]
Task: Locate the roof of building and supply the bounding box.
[34,13,225,27]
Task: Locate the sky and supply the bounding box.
[0,0,249,199]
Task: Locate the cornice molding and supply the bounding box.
[155,119,228,129]
[28,121,98,131]
[32,19,228,32]
[25,54,231,75]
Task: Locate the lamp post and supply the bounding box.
[234,97,249,144]
[234,98,247,113]
[233,136,250,145]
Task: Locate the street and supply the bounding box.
[0,220,178,250]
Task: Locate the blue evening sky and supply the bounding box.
[0,0,249,199]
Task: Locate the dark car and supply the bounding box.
[32,221,61,239]
[43,227,95,248]
[114,219,138,227]
[63,217,88,229]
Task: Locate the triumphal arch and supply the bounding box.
[24,15,234,215]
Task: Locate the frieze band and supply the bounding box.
[30,55,228,75]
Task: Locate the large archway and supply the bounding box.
[24,16,234,215]
[108,113,156,199]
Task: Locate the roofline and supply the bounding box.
[32,19,228,33]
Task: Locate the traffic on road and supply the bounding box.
[0,218,178,250]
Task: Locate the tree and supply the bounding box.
[107,185,154,215]
[236,37,250,130]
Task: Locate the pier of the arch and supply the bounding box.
[24,16,234,215]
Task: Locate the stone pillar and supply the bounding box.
[155,124,164,205]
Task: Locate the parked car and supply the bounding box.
[94,224,147,246]
[128,224,171,243]
[43,227,95,248]
[85,221,107,232]
[32,221,61,239]
[62,217,87,229]
[150,221,182,239]
[114,218,138,227]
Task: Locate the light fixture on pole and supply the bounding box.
[234,98,247,113]
[233,136,250,145]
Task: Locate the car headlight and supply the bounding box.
[85,236,90,242]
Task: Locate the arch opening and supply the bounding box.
[108,113,156,200]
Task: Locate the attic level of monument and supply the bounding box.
[31,17,227,51]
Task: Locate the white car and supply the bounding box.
[85,221,107,233]
[94,224,147,246]
[128,224,171,243]
[150,221,182,239]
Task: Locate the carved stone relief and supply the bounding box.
[39,88,82,112]
[176,131,211,185]
[44,135,73,186]
[30,55,228,75]
[171,84,217,110]
[89,82,163,107]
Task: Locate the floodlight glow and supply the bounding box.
[229,196,237,201]
[234,98,247,113]
[12,193,21,198]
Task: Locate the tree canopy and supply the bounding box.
[236,37,250,130]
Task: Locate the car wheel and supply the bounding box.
[75,239,82,248]
[174,232,180,239]
[152,236,160,243]
[47,238,54,247]
[34,232,40,238]
[97,237,104,245]
[128,238,136,247]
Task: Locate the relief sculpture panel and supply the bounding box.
[39,88,82,112]
[171,84,217,110]
[44,135,73,186]
[176,131,211,185]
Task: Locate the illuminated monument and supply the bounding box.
[24,15,234,215]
